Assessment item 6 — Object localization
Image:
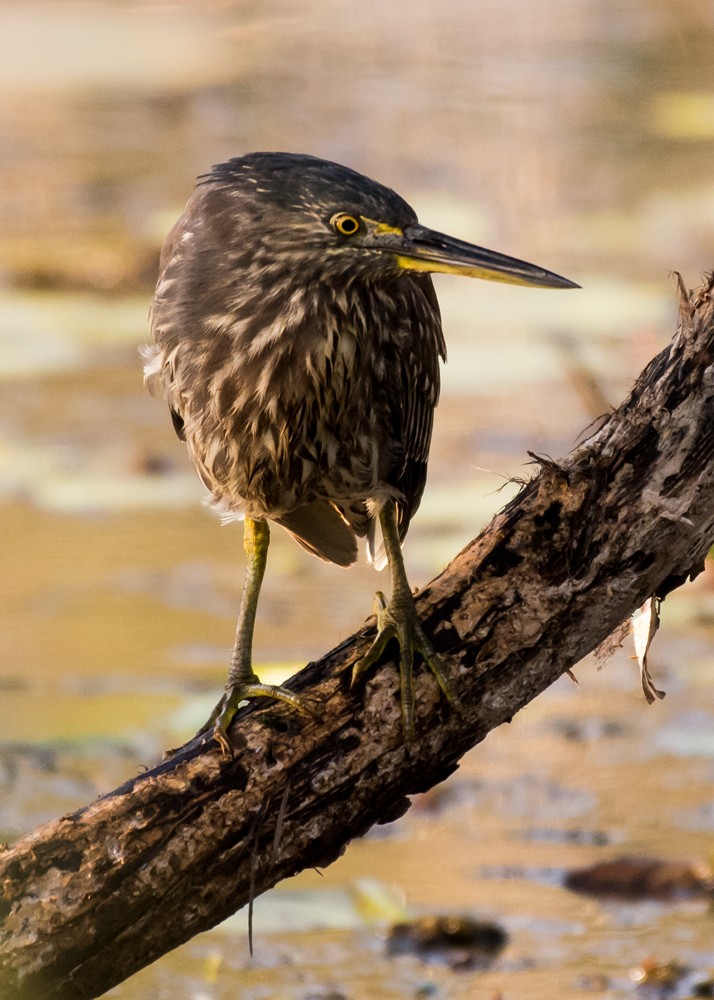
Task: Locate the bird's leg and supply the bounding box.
[351,501,462,743]
[205,517,314,755]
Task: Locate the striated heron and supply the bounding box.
[145,152,577,752]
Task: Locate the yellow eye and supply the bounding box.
[331,213,361,236]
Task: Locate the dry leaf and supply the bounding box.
[631,597,666,703]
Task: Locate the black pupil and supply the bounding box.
[341,217,357,233]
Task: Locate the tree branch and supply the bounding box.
[2,275,714,1000]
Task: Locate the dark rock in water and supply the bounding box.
[564,856,713,900]
[387,914,507,970]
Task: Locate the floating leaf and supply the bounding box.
[650,91,714,139]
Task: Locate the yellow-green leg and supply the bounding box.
[351,501,462,743]
[206,517,314,755]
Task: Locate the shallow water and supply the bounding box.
[1,1,714,997]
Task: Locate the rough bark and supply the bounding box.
[2,275,713,1000]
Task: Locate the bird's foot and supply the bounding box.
[351,590,462,744]
[200,678,318,756]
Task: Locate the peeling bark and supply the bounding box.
[2,275,714,1000]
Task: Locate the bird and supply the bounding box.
[145,152,578,753]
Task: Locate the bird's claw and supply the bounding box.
[351,590,462,745]
[201,679,319,756]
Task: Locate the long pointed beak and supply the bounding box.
[394,223,579,289]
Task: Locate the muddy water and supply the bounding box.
[1,1,713,997]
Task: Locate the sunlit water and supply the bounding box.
[1,1,713,997]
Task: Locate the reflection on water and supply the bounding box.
[1,1,714,997]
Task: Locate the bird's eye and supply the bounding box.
[331,213,361,236]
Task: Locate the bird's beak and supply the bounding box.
[393,223,579,289]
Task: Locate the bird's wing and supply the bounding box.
[368,276,445,565]
[395,275,445,538]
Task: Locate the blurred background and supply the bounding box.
[1,2,713,998]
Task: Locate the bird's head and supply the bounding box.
[196,152,578,291]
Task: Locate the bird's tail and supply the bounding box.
[275,500,358,567]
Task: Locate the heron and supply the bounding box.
[145,152,577,752]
